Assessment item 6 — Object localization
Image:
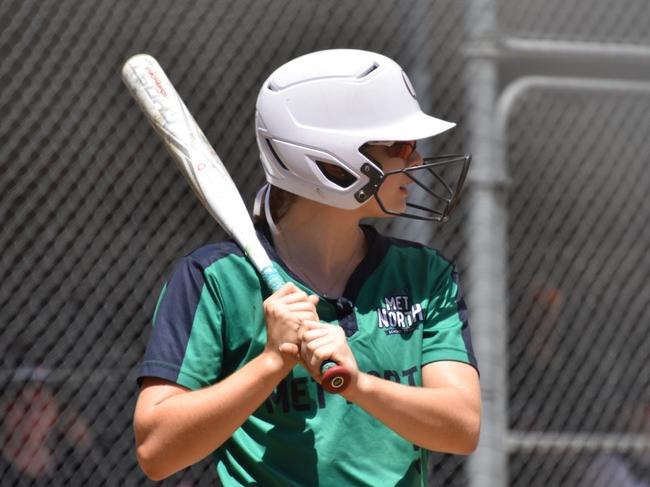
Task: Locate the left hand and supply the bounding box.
[299,320,359,386]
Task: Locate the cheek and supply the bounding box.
[377,180,397,197]
[378,172,405,192]
[376,177,407,210]
[380,157,405,172]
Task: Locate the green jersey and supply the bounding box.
[139,225,477,486]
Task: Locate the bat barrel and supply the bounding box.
[123,53,350,395]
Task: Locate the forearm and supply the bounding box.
[135,351,292,480]
[343,372,481,454]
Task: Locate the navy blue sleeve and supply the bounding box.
[422,261,478,373]
[137,256,209,387]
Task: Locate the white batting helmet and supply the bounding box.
[255,48,469,221]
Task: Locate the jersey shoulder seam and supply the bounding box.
[181,239,244,271]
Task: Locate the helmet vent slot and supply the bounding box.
[315,161,357,188]
[357,63,378,79]
[266,139,289,170]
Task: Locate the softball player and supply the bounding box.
[134,49,480,486]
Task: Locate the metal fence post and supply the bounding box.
[465,0,510,485]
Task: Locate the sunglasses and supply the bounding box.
[387,140,417,160]
[367,140,418,160]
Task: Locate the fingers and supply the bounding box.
[270,281,300,297]
[303,335,338,369]
[265,288,316,316]
[268,284,317,308]
[299,321,329,342]
[271,283,319,305]
[263,283,320,365]
[270,282,314,301]
[299,320,347,371]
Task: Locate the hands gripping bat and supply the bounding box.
[121,54,350,393]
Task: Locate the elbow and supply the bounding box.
[134,419,176,481]
[435,399,481,455]
[136,443,167,481]
[455,409,481,455]
[455,387,482,455]
[419,407,481,455]
[136,441,176,481]
[459,422,480,455]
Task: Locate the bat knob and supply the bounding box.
[320,361,351,393]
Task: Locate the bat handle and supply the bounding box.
[260,266,351,393]
[320,360,351,393]
[261,266,286,293]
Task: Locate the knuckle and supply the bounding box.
[265,303,281,319]
[313,349,328,361]
[285,282,298,292]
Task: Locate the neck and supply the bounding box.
[271,200,367,298]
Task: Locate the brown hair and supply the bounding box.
[253,185,296,227]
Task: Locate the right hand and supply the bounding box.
[263,283,319,366]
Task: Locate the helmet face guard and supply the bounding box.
[360,153,471,222]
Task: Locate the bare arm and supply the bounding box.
[344,361,481,454]
[300,320,481,454]
[134,353,291,480]
[134,283,319,480]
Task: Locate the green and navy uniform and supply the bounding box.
[138,225,478,486]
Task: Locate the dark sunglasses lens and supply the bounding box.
[387,141,416,159]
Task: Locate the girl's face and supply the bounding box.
[361,141,422,217]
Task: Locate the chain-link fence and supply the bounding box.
[1,0,649,486]
[0,1,469,485]
[498,0,650,44]
[493,1,650,486]
[504,79,650,487]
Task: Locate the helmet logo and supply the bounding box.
[402,71,417,100]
